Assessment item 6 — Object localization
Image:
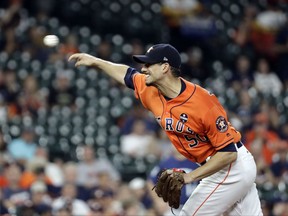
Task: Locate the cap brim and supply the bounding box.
[132,55,157,64]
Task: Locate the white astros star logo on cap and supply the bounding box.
[147,46,153,53]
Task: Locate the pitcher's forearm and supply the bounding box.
[69,53,129,85]
[93,59,129,85]
[184,151,237,183]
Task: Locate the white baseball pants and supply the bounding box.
[180,145,263,216]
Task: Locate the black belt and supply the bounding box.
[236,141,243,148]
[200,141,243,166]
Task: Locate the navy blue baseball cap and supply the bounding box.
[133,44,181,69]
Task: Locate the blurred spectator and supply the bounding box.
[161,0,201,28]
[254,58,283,96]
[268,105,282,131]
[58,33,79,58]
[179,6,217,45]
[279,122,288,140]
[97,171,120,194]
[76,145,120,190]
[0,0,22,30]
[0,93,7,126]
[114,183,133,203]
[49,162,91,201]
[128,177,153,210]
[271,21,288,84]
[88,187,122,216]
[25,0,56,24]
[120,119,159,158]
[272,202,288,216]
[245,112,280,167]
[34,147,64,187]
[230,55,254,91]
[1,69,21,120]
[147,148,199,215]
[181,46,210,82]
[48,69,76,108]
[122,198,150,216]
[62,162,78,185]
[17,74,47,117]
[0,129,10,166]
[1,20,21,55]
[29,181,53,215]
[270,141,288,185]
[7,127,37,165]
[236,90,255,130]
[54,208,71,216]
[0,188,8,215]
[20,156,53,189]
[155,129,174,160]
[232,4,258,48]
[161,0,211,50]
[255,1,287,33]
[52,183,91,216]
[15,205,37,216]
[0,69,6,96]
[0,95,7,125]
[2,69,20,102]
[97,40,113,61]
[250,1,287,58]
[257,140,288,215]
[24,25,50,63]
[2,162,29,215]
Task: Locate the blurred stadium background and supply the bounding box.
[0,0,287,215]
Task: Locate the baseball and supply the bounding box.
[43,35,59,47]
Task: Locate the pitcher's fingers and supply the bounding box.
[75,60,84,67]
[68,53,81,62]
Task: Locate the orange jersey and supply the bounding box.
[125,68,241,164]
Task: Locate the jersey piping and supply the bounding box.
[166,83,197,161]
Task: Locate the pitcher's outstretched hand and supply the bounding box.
[68,53,98,67]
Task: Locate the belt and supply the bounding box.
[236,141,243,148]
[199,141,243,166]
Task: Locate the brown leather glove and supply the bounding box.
[153,169,185,209]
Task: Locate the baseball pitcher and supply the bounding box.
[69,44,263,215]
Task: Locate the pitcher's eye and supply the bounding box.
[144,63,152,68]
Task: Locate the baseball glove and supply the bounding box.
[153,168,186,209]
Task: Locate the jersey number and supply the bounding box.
[184,134,209,148]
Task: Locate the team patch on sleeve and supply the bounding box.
[216,116,228,132]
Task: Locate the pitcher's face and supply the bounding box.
[141,62,168,86]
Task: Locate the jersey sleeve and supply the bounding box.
[203,105,241,150]
[125,67,158,110]
[124,67,139,90]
